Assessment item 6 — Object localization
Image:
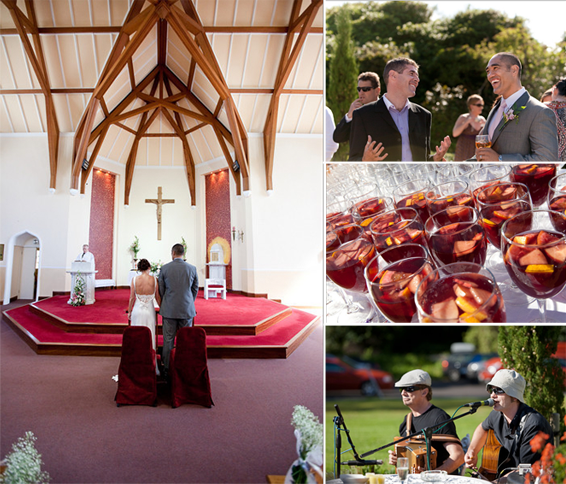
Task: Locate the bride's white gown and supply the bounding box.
[130,276,157,350]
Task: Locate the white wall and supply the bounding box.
[1,132,323,307]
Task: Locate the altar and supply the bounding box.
[67,261,97,305]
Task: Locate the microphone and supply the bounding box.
[463,398,494,408]
[342,460,383,466]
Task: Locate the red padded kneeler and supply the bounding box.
[115,326,157,406]
[170,327,214,408]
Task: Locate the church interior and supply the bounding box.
[0,0,324,481]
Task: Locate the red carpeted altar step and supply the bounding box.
[2,290,319,359]
[30,290,292,336]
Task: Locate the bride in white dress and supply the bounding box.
[127,258,161,351]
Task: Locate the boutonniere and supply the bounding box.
[500,103,527,130]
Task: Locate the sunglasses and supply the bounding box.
[357,86,374,92]
[399,385,425,393]
[487,386,505,395]
[472,103,484,107]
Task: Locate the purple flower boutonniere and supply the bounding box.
[500,104,527,130]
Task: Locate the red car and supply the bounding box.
[326,355,394,396]
[479,342,566,385]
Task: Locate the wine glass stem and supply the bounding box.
[537,298,547,323]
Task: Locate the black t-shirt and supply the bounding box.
[399,404,462,472]
[481,403,553,469]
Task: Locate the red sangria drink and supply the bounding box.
[468,165,511,204]
[426,180,473,218]
[326,199,354,232]
[365,244,434,323]
[502,210,566,322]
[327,224,363,252]
[425,207,488,267]
[352,196,392,228]
[548,173,566,215]
[416,263,506,323]
[510,164,558,207]
[369,207,427,260]
[476,182,532,249]
[393,179,432,222]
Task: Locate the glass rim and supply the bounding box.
[424,206,480,236]
[467,164,511,184]
[368,206,420,235]
[548,172,566,194]
[364,243,432,289]
[392,178,431,198]
[500,209,566,247]
[415,262,499,322]
[475,181,531,206]
[352,196,393,219]
[426,179,469,201]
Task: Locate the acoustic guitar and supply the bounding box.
[471,429,510,482]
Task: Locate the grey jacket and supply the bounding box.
[158,258,199,319]
[481,91,558,161]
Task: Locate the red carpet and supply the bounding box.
[3,290,319,358]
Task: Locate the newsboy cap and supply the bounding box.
[395,369,432,388]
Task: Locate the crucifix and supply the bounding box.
[145,186,175,240]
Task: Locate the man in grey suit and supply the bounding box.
[158,243,199,376]
[476,52,558,162]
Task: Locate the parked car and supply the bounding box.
[441,342,477,382]
[466,353,498,382]
[326,355,394,396]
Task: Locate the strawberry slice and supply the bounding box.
[519,248,548,266]
[431,298,459,321]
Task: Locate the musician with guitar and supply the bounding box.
[389,370,465,475]
[464,369,553,481]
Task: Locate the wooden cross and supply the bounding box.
[145,186,175,240]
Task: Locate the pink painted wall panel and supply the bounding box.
[205,169,232,289]
[89,170,115,280]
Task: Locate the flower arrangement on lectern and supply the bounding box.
[70,272,86,307]
[0,431,51,483]
[129,236,140,259]
[150,261,162,276]
[285,405,323,484]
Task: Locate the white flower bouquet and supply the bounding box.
[0,431,50,484]
[285,405,323,484]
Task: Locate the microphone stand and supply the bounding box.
[360,406,481,470]
[334,405,383,478]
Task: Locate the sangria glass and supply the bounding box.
[510,164,558,208]
[416,262,506,323]
[352,196,393,229]
[365,243,434,323]
[326,227,377,323]
[468,164,511,204]
[426,180,473,218]
[393,179,432,222]
[326,199,354,233]
[369,207,427,258]
[425,206,488,267]
[548,173,566,213]
[501,210,566,322]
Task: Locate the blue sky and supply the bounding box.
[325,1,565,49]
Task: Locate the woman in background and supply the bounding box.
[452,94,486,161]
[546,78,566,161]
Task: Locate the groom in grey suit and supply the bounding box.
[475,52,558,162]
[158,243,199,375]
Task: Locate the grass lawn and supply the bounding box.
[325,397,487,480]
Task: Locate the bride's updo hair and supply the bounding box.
[137,258,150,271]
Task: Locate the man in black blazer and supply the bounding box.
[158,243,199,375]
[333,72,381,144]
[349,57,451,161]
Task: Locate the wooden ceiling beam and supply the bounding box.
[71,98,99,190]
[213,125,241,196]
[80,126,108,194]
[224,97,249,191]
[2,0,60,189]
[263,0,322,191]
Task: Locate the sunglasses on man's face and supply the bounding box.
[399,385,425,393]
[357,86,374,92]
[487,386,505,395]
[472,103,484,107]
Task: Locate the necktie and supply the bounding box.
[488,99,507,141]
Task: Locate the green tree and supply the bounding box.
[498,326,565,424]
[463,326,499,353]
[327,7,358,161]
